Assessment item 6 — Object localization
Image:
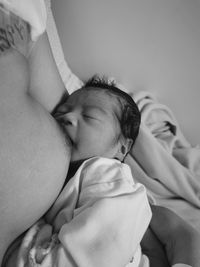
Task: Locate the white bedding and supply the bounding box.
[126,91,200,232]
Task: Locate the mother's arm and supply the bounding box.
[28,31,67,112]
[142,205,200,267]
[0,11,71,265]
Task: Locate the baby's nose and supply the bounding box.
[57,112,78,127]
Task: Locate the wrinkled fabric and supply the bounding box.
[5,157,151,267]
[126,91,200,232]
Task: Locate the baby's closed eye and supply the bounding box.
[82,113,100,122]
[83,107,106,122]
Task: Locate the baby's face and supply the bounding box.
[54,88,121,162]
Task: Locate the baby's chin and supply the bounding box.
[70,157,89,166]
[70,149,90,163]
[69,154,94,169]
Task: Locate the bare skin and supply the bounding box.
[141,205,200,267]
[1,7,200,267]
[0,10,70,264]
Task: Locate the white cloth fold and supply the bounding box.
[45,0,83,93]
[125,90,200,232]
[5,157,151,267]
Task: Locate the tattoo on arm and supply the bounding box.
[0,6,31,56]
[0,27,10,51]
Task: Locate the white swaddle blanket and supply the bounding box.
[3,157,151,267]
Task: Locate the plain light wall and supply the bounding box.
[52,0,200,145]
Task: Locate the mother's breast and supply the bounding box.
[0,93,71,264]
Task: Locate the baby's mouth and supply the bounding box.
[68,135,74,146]
[58,122,74,147]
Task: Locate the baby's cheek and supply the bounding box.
[70,145,81,161]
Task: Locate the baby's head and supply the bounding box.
[54,76,141,163]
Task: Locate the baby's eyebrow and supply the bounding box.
[84,105,107,115]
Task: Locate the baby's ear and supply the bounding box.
[121,138,133,156]
[117,137,133,161]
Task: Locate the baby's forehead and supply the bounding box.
[68,88,122,128]
[68,88,121,111]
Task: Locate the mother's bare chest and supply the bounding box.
[0,95,71,264]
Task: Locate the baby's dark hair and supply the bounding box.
[82,75,141,147]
